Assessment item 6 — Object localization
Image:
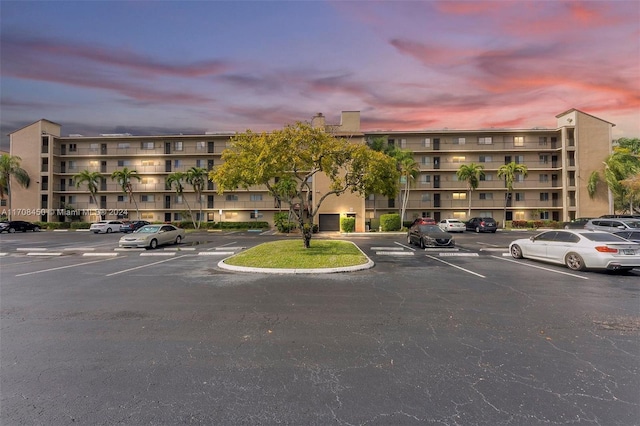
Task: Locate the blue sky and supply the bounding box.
[1,0,639,150]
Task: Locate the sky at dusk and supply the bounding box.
[1,0,639,151]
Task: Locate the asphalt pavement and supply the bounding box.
[1,230,638,425]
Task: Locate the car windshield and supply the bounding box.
[623,221,640,228]
[419,225,442,233]
[137,226,161,233]
[582,233,630,242]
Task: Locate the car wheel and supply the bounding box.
[475,226,480,233]
[106,228,112,234]
[149,239,158,250]
[33,226,41,232]
[565,252,586,271]
[510,244,523,259]
[175,235,182,245]
[8,227,16,233]
[407,235,412,245]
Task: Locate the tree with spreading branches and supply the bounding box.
[211,122,399,248]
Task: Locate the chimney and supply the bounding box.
[311,112,326,129]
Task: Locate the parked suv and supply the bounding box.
[465,217,497,233]
[584,218,640,233]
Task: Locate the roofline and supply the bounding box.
[555,108,616,127]
[8,119,62,136]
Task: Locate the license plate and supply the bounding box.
[622,249,636,255]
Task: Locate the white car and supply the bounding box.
[509,229,640,272]
[119,224,185,249]
[90,220,124,234]
[438,219,466,233]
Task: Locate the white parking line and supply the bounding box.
[83,253,119,257]
[394,242,416,251]
[199,251,235,256]
[106,254,191,276]
[15,257,119,277]
[491,256,589,280]
[27,252,62,256]
[140,252,176,257]
[376,251,414,256]
[425,255,486,278]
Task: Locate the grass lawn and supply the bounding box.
[222,239,368,269]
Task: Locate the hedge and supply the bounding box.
[380,213,401,232]
[340,217,356,233]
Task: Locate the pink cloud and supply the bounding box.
[3,35,233,78]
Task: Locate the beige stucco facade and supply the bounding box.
[6,109,614,229]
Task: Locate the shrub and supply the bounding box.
[380,213,401,232]
[70,222,90,229]
[340,217,356,233]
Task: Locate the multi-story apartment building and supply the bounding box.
[7,109,613,231]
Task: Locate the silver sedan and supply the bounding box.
[118,224,185,249]
[509,229,640,271]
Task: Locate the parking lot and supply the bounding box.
[1,229,639,424]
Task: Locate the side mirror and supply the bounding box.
[529,236,536,241]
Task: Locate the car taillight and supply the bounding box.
[480,221,485,226]
[595,246,618,253]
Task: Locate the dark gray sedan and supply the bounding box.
[407,224,455,248]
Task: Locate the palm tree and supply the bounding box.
[111,167,141,219]
[0,154,31,220]
[587,148,640,213]
[398,154,420,223]
[456,163,485,218]
[73,170,102,220]
[166,171,196,228]
[186,167,208,229]
[497,162,528,228]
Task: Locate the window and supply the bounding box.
[68,160,76,170]
[421,156,431,165]
[514,136,524,146]
[174,213,183,221]
[387,139,395,147]
[515,193,525,201]
[141,142,155,150]
[478,137,492,145]
[422,175,431,183]
[117,195,128,202]
[423,138,431,148]
[421,194,431,202]
[539,154,549,164]
[141,195,154,202]
[225,194,238,201]
[141,160,155,166]
[89,143,99,152]
[41,176,48,190]
[118,142,130,149]
[452,192,467,200]
[117,160,131,167]
[480,173,493,181]
[539,174,549,182]
[479,193,493,200]
[539,137,547,146]
[388,198,395,208]
[452,156,466,163]
[453,137,466,145]
[479,155,492,163]
[400,139,406,148]
[514,211,526,220]
[515,174,525,182]
[141,213,154,220]
[68,195,76,204]
[174,141,183,151]
[250,194,263,202]
[141,178,154,185]
[175,195,183,204]
[540,193,549,201]
[539,211,550,220]
[174,160,182,168]
[196,141,206,151]
[196,159,204,168]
